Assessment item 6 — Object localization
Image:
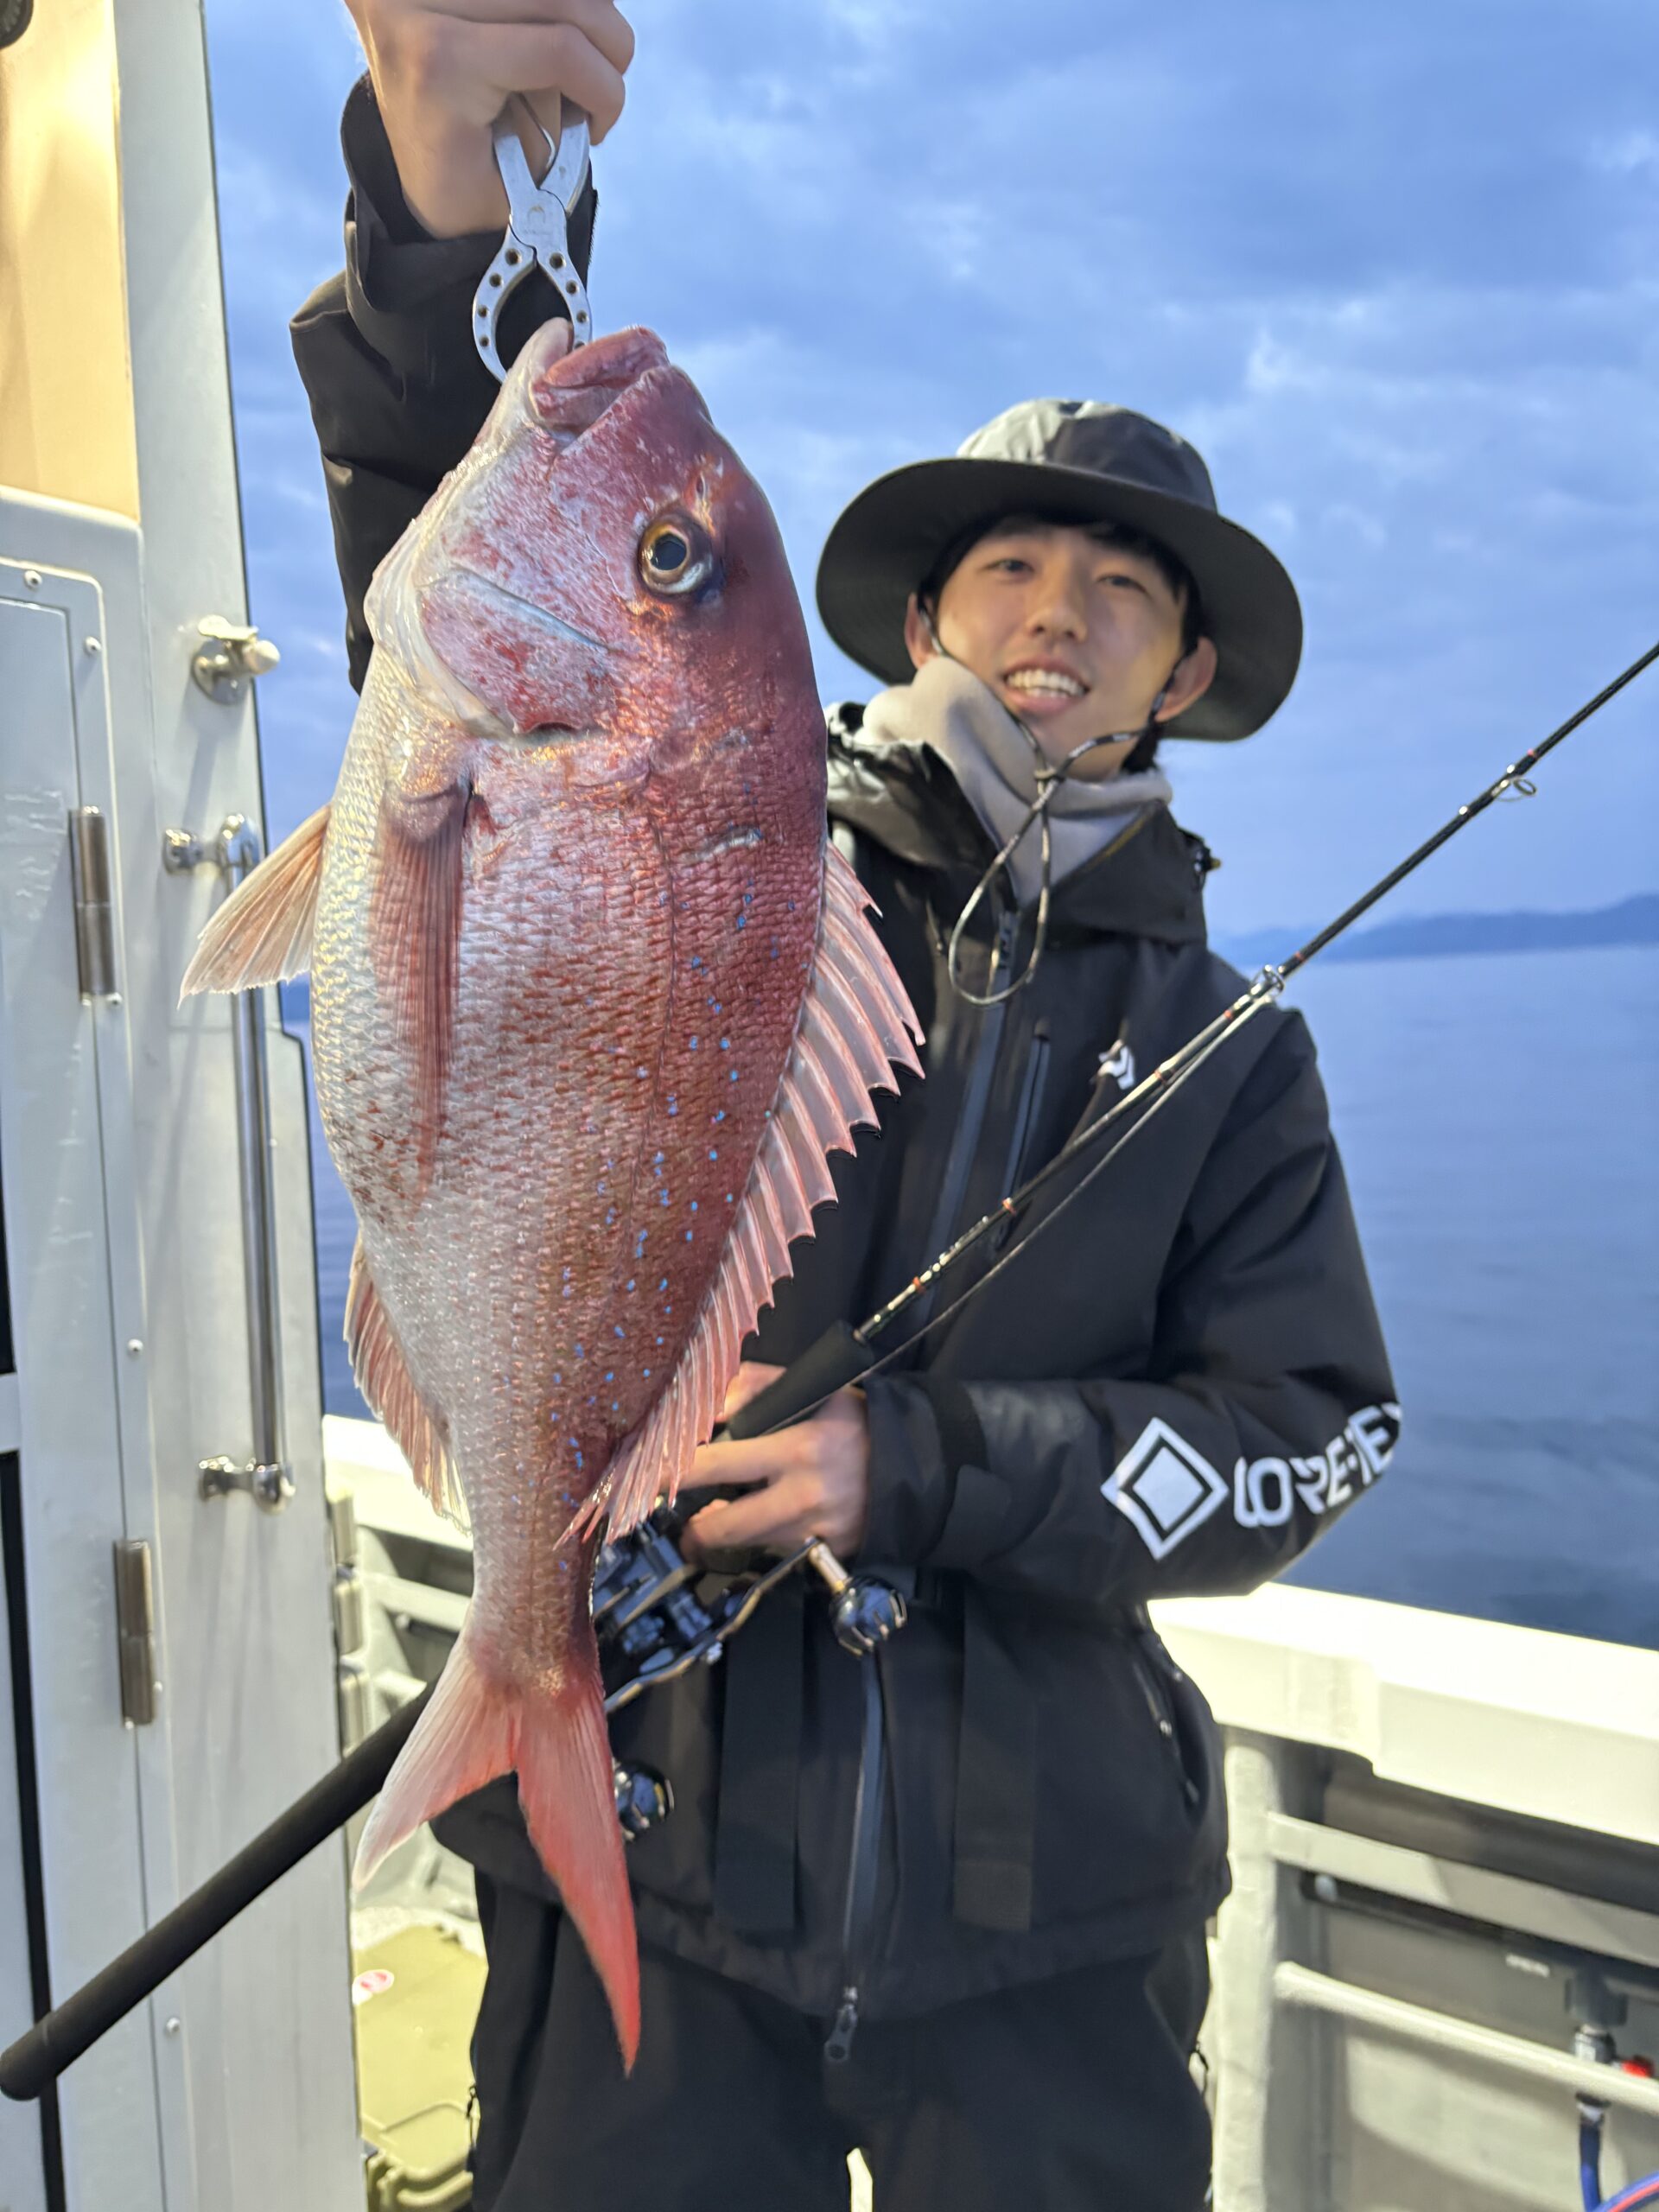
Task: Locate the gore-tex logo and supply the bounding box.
[1102,1418,1228,1560]
[1103,1405,1403,1559]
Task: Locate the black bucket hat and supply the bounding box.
[816,398,1303,741]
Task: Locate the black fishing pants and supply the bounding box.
[467,1874,1212,2212]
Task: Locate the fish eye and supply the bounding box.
[639,515,715,598]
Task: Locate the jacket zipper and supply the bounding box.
[993,1023,1050,1248]
[825,906,1020,2058]
[825,906,1019,2063]
[911,906,1020,1328]
[824,1655,887,2063]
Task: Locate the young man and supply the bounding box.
[295,17,1395,2209]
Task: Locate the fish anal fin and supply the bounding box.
[575,840,924,1541]
[179,804,330,1000]
[345,1236,467,1529]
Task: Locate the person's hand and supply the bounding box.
[345,0,635,238]
[679,1363,873,1562]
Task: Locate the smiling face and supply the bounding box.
[903,517,1217,779]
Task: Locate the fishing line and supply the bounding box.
[744,637,1659,1437]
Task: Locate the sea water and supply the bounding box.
[287,942,1659,1648]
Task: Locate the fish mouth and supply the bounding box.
[522,323,673,442]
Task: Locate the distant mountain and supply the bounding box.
[1216,893,1659,973]
[277,896,1656,1027]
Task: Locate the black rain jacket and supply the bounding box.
[291,83,1398,2024]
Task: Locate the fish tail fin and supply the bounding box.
[515,1656,641,2072]
[353,1631,639,2069]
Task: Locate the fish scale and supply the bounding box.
[181,321,923,2070]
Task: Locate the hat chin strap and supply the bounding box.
[918,612,1176,1006]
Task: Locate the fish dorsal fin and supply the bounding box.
[345,1236,469,1529]
[575,842,924,1541]
[179,803,330,998]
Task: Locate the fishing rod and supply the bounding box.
[3,639,1652,2107]
[746,631,1659,1421]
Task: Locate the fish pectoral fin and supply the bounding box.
[345,1236,467,1529]
[370,772,472,1186]
[577,840,925,1541]
[178,803,331,999]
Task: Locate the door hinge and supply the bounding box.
[112,1539,159,1726]
[68,805,118,1001]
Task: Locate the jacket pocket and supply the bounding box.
[1028,1625,1208,1925]
[1141,1627,1228,1866]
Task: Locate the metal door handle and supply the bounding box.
[165,815,293,1511]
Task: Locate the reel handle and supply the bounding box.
[806,1541,909,1656]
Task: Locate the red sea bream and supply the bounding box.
[182,322,922,2066]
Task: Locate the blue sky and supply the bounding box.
[205,0,1659,939]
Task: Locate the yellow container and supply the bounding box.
[353,1924,487,2212]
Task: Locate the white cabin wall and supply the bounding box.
[0,0,363,2202]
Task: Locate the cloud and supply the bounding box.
[206,0,1659,916]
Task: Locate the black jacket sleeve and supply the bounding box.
[289,77,596,692]
[857,1010,1399,1610]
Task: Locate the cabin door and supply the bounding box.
[0,2,363,2205]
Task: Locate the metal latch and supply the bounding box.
[68,807,118,1000]
[191,618,281,706]
[198,1455,293,1513]
[112,1541,158,1726]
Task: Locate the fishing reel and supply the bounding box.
[595,1500,907,1840]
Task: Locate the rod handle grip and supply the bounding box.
[720,1323,875,1442]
